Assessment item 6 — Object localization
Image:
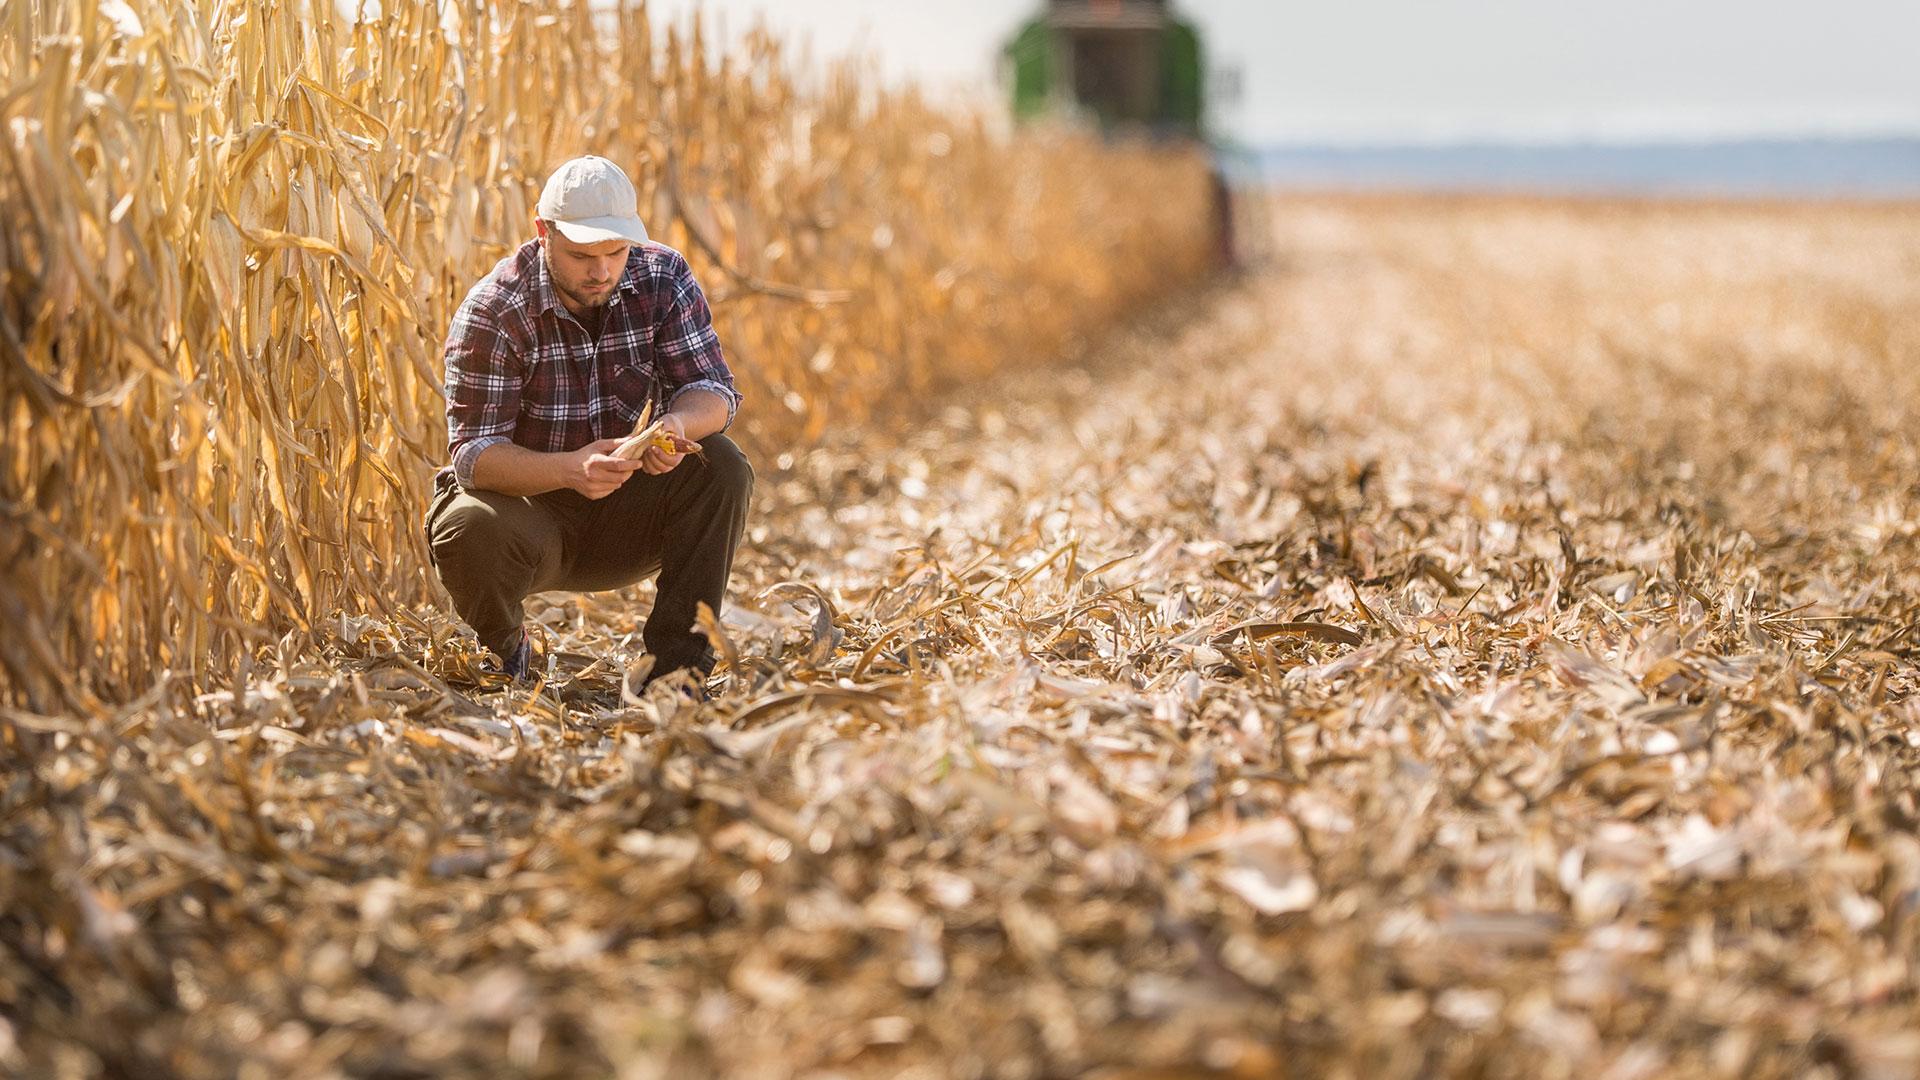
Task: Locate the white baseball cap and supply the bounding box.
[536,156,650,245]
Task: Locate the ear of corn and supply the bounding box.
[611,421,696,461]
[0,0,1214,708]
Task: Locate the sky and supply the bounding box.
[645,0,1920,145]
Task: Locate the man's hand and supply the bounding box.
[639,413,697,476]
[565,437,647,499]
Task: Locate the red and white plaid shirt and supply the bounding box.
[440,238,740,489]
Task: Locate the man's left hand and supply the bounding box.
[641,412,697,475]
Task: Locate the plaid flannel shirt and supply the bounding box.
[440,238,741,490]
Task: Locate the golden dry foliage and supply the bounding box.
[6,193,1920,1079]
[0,0,1214,710]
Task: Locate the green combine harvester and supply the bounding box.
[1004,0,1250,267]
[1005,0,1206,139]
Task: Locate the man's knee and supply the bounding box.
[697,434,755,502]
[428,498,509,568]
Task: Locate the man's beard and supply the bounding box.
[544,248,613,310]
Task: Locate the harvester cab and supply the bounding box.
[1005,0,1204,138]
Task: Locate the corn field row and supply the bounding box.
[0,0,1215,711]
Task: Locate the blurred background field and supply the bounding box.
[5,1,1920,1078]
[664,0,1920,199]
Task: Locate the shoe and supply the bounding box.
[482,629,534,684]
[641,660,713,703]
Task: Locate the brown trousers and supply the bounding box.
[423,434,753,676]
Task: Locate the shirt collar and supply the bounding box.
[529,243,562,317]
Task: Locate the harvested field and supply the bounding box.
[6,193,1920,1079]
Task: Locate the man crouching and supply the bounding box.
[424,155,753,692]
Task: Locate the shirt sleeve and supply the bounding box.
[654,252,742,431]
[443,293,521,490]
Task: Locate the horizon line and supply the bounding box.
[1247,130,1920,150]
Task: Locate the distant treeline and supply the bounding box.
[1255,137,1920,198]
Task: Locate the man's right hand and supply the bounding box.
[564,438,646,499]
